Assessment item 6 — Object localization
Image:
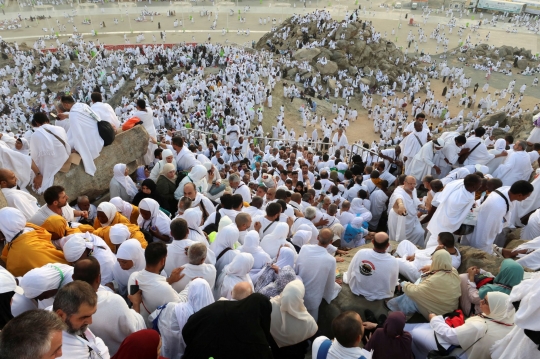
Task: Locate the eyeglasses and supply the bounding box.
[481,297,489,306]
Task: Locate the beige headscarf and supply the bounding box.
[269,280,318,348]
[160,163,177,183]
[455,292,515,359]
[403,250,461,319]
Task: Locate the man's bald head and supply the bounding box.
[72,257,101,292]
[318,228,334,247]
[231,282,252,300]
[373,232,389,251]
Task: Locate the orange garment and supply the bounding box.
[372,177,383,188]
[42,215,94,238]
[129,205,140,225]
[1,223,68,277]
[92,212,147,253]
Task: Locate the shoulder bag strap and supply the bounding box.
[493,189,510,213]
[216,247,232,262]
[263,220,276,234]
[43,128,70,155]
[413,134,424,147]
[316,339,332,359]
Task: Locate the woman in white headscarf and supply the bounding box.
[96,202,119,227]
[110,163,138,202]
[254,246,298,293]
[405,291,515,359]
[269,280,318,357]
[112,239,146,296]
[214,252,254,300]
[174,164,209,200]
[184,208,207,246]
[350,198,372,221]
[260,222,295,259]
[14,137,30,156]
[149,278,215,359]
[210,223,240,270]
[238,230,272,282]
[149,149,174,182]
[492,276,540,359]
[486,138,508,174]
[291,224,313,249]
[137,198,172,243]
[109,197,139,224]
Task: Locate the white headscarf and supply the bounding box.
[508,275,540,330]
[113,163,138,200]
[187,165,209,193]
[184,208,206,244]
[15,138,30,156]
[97,202,118,227]
[174,278,215,347]
[110,223,131,245]
[210,224,239,257]
[239,230,272,274]
[350,198,369,215]
[494,138,506,151]
[275,247,296,270]
[63,234,94,262]
[112,239,146,290]
[260,222,290,258]
[0,207,28,242]
[137,198,171,233]
[218,252,255,299]
[291,224,313,248]
[110,197,134,219]
[456,292,515,350]
[270,280,318,348]
[19,263,73,299]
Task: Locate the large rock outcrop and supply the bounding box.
[28,125,149,205]
[317,241,506,337]
[255,16,423,85]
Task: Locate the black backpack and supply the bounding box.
[97,120,115,146]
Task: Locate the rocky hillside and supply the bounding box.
[255,16,424,86]
[462,43,536,71]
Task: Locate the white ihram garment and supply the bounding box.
[67,103,104,176]
[387,186,424,245]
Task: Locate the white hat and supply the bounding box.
[0,269,24,295]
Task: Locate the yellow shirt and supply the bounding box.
[93,213,147,253]
[1,223,68,277]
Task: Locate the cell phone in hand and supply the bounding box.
[129,284,140,296]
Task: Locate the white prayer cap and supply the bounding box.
[110,224,130,245]
[20,264,67,299]
[63,234,92,262]
[338,184,346,193]
[0,207,26,243]
[0,268,23,295]
[433,138,444,147]
[474,164,489,174]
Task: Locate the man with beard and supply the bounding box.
[52,281,110,359]
[127,242,184,327]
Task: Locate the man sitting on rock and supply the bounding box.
[343,232,399,301]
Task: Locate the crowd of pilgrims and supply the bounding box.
[1,10,540,359]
